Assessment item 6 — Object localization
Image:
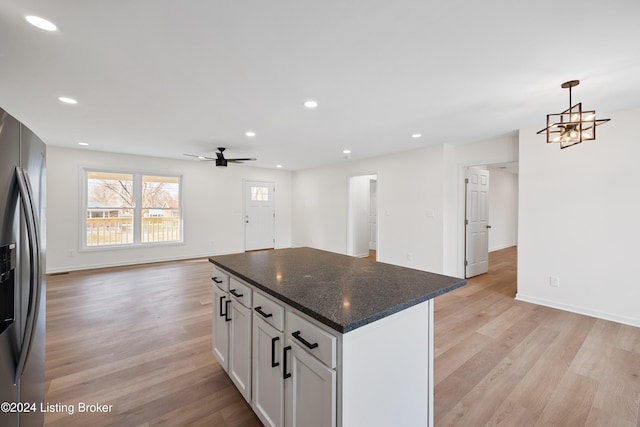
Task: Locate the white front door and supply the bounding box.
[245,181,275,251]
[465,168,490,278]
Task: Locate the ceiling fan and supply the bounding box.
[184,147,256,167]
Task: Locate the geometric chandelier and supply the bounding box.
[537,80,610,149]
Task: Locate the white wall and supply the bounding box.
[517,108,640,327]
[487,168,518,251]
[292,137,519,276]
[46,146,292,273]
[293,146,445,273]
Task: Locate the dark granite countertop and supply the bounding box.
[209,247,466,333]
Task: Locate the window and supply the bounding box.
[84,170,182,247]
[250,186,270,201]
[141,175,181,243]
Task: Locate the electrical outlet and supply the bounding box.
[67,250,73,258]
[549,276,560,288]
[406,252,413,261]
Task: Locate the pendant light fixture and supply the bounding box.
[537,80,610,149]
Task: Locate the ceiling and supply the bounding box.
[1,1,639,171]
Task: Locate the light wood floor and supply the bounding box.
[44,247,640,426]
[434,247,640,426]
[45,259,261,427]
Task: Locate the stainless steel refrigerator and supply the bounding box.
[0,107,46,426]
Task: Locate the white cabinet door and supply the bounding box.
[229,300,252,402]
[212,286,230,371]
[252,316,284,427]
[285,341,336,427]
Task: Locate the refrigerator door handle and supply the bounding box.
[14,167,42,384]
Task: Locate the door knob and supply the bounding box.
[486,225,492,229]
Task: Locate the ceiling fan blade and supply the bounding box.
[183,153,215,161]
[227,157,256,162]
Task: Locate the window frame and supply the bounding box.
[81,167,184,250]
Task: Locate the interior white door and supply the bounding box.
[369,179,377,251]
[465,168,490,278]
[245,181,275,251]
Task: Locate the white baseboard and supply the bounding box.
[515,293,640,328]
[46,246,296,275]
[45,249,241,275]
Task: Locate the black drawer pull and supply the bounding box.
[271,336,280,368]
[255,306,273,318]
[229,289,244,298]
[292,331,318,349]
[212,277,223,284]
[219,295,227,318]
[283,345,292,379]
[224,300,232,322]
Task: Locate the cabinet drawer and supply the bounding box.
[212,268,229,291]
[287,311,337,369]
[253,292,284,332]
[229,277,252,308]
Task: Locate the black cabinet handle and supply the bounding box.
[212,277,223,284]
[255,306,273,318]
[292,331,318,349]
[229,289,244,298]
[283,345,292,379]
[271,336,280,368]
[218,295,226,318]
[224,300,232,322]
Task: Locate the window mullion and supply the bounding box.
[133,173,142,244]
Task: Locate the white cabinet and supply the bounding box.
[251,291,337,427]
[212,269,253,403]
[213,265,433,427]
[229,299,252,402]
[284,310,337,427]
[284,340,336,427]
[252,316,284,427]
[212,285,230,370]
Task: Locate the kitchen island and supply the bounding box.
[209,247,465,427]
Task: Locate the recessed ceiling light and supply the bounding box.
[343,149,351,154]
[276,165,283,168]
[304,100,318,109]
[245,131,256,137]
[58,96,77,104]
[411,133,422,139]
[78,142,89,146]
[25,15,57,31]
